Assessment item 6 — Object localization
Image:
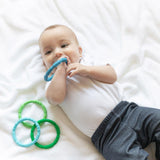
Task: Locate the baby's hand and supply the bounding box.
[58,55,70,65]
[49,55,70,74]
[56,55,70,69]
[67,63,88,77]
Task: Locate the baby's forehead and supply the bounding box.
[39,26,78,44]
[44,26,74,37]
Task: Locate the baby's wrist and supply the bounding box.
[57,62,67,72]
[86,66,92,75]
[82,66,91,77]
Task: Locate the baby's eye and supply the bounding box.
[61,44,69,48]
[45,51,52,55]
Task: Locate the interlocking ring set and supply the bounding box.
[12,100,60,149]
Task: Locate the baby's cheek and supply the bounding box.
[70,55,79,63]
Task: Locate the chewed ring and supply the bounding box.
[18,100,47,128]
[12,118,41,147]
[31,119,60,149]
[44,57,67,81]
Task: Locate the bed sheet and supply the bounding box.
[0,0,160,160]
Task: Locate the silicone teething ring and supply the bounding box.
[18,100,47,128]
[44,57,67,81]
[12,118,41,147]
[30,119,60,149]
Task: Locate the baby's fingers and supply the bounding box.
[67,64,77,74]
[68,69,78,77]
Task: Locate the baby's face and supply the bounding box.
[39,26,82,70]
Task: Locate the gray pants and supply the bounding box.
[91,101,160,160]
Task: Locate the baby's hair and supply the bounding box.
[44,24,66,32]
[39,24,79,45]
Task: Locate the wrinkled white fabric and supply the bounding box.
[1,0,160,160]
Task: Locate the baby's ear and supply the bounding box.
[78,46,82,56]
[43,61,48,70]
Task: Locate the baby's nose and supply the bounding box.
[55,52,63,58]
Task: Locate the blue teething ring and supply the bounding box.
[44,57,67,81]
[12,118,41,147]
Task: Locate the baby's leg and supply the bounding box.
[91,101,150,160]
[101,123,149,160]
[156,142,160,159]
[125,105,160,160]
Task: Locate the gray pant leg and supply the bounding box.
[102,122,149,160]
[92,102,150,160]
[127,106,160,160]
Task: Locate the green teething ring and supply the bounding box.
[31,119,60,149]
[18,100,47,128]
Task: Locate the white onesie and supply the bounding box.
[45,60,124,137]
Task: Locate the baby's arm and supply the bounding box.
[46,62,67,105]
[67,63,117,84]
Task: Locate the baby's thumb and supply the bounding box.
[69,70,78,77]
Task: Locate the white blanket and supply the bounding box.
[0,0,160,159]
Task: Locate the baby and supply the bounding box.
[39,24,160,160]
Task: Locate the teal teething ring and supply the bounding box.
[12,118,41,147]
[31,119,60,149]
[18,100,47,128]
[44,57,67,81]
